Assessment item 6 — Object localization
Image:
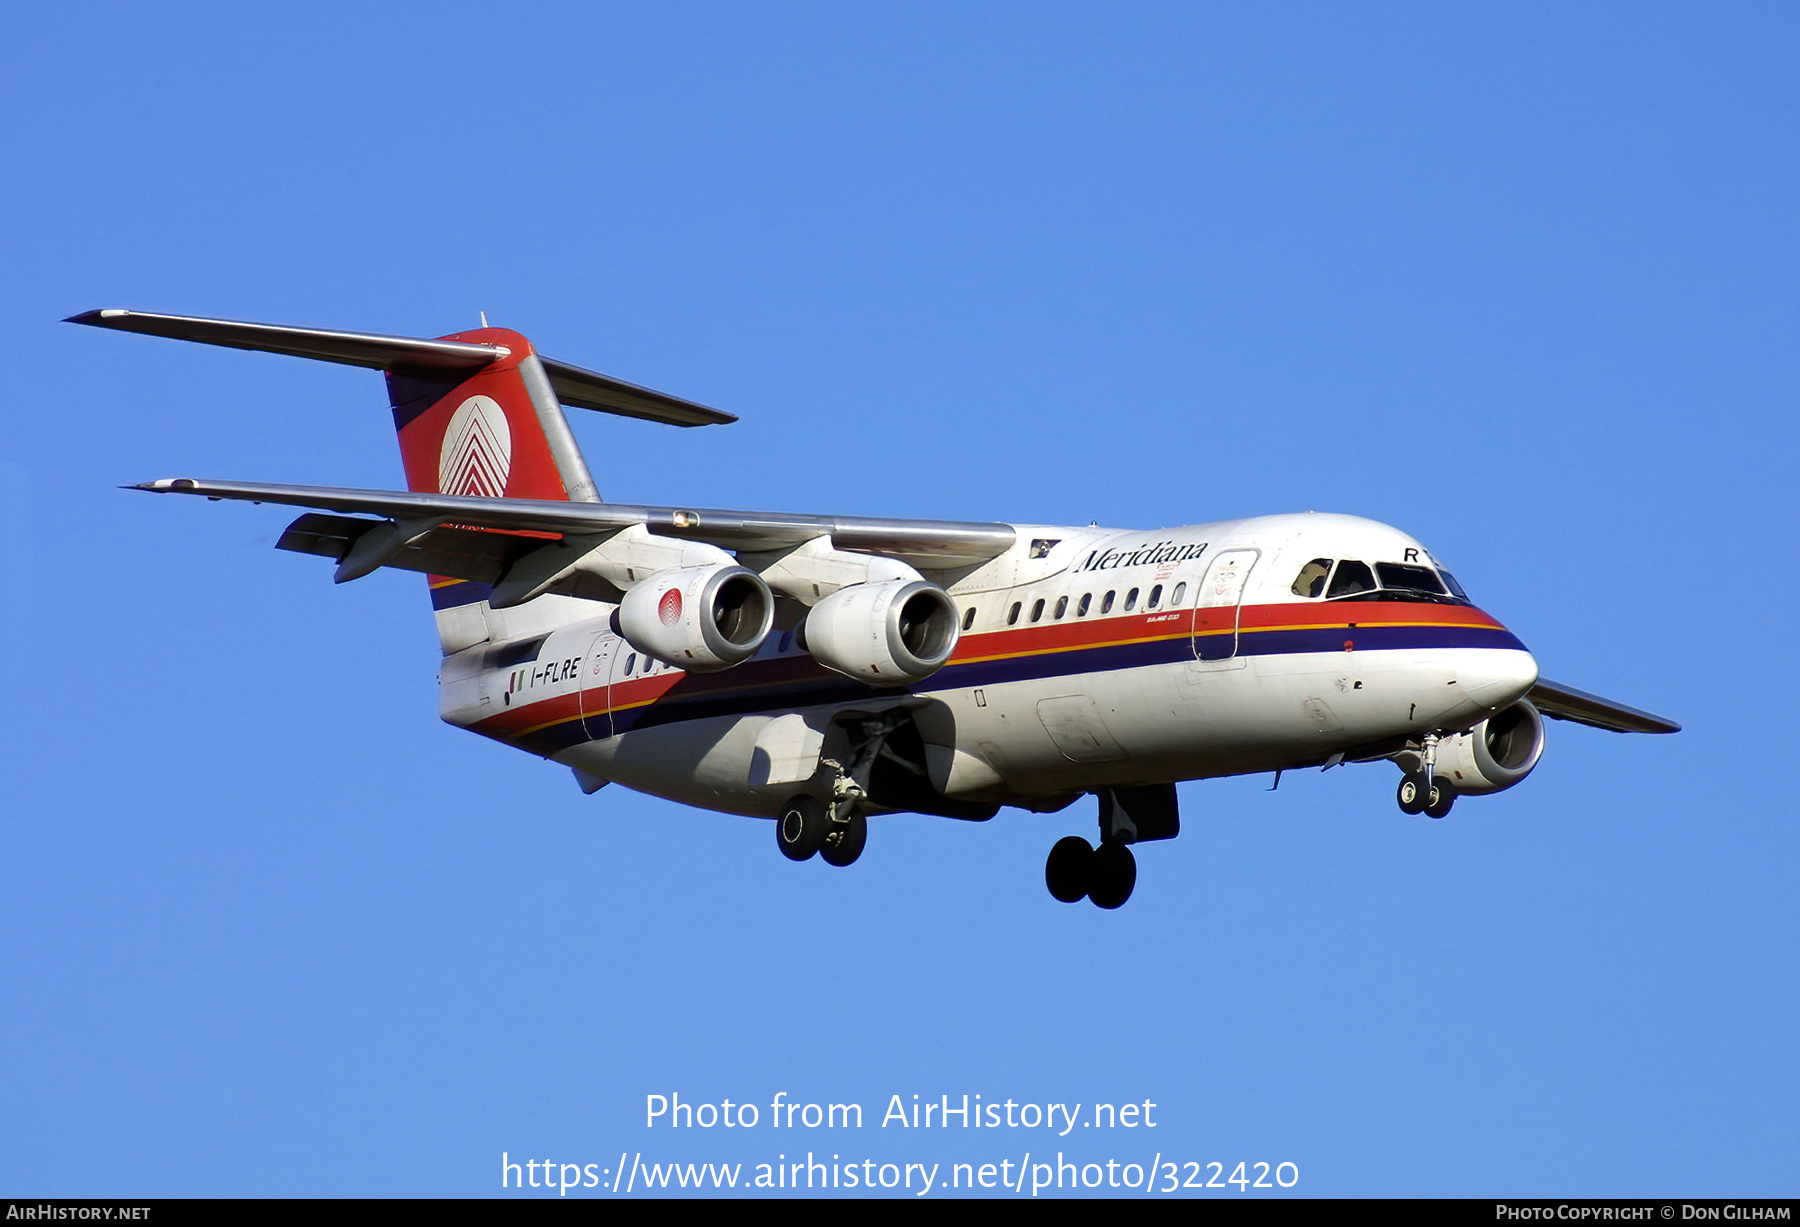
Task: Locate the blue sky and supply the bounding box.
[3,2,1794,1197]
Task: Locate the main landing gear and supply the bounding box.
[1045,835,1136,909]
[776,793,868,867]
[772,712,1000,871]
[1043,784,1178,909]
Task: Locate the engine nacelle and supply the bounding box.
[1435,700,1546,795]
[802,579,960,684]
[618,564,774,671]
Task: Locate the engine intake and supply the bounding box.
[802,579,960,684]
[1436,700,1546,794]
[618,564,774,671]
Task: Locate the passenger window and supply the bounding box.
[1291,558,1333,598]
[1147,584,1163,610]
[1077,593,1092,617]
[624,653,637,675]
[1007,602,1021,626]
[962,606,976,631]
[1054,596,1068,619]
[1327,560,1376,599]
[1124,588,1140,612]
[1102,591,1116,614]
[1170,582,1187,606]
[1030,598,1045,623]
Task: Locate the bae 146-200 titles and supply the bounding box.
[77,309,1679,909]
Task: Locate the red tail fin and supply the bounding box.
[386,328,574,501]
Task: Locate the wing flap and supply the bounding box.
[141,478,1018,571]
[276,513,544,585]
[1528,678,1681,735]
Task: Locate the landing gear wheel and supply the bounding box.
[1088,841,1137,910]
[776,795,830,862]
[1424,785,1455,820]
[820,812,868,867]
[1045,835,1094,903]
[1397,774,1427,815]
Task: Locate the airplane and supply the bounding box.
[74,308,1680,909]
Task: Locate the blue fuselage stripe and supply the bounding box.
[501,621,1525,755]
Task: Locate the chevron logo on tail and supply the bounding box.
[438,395,513,497]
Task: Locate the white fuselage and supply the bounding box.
[437,512,1538,819]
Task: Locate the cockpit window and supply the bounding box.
[1326,560,1377,599]
[1375,562,1452,600]
[1439,569,1470,601]
[1319,558,1469,604]
[1291,558,1333,598]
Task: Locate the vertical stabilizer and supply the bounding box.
[386,327,599,503]
[382,327,602,654]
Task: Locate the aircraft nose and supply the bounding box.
[1462,648,1540,710]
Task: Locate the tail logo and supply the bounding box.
[438,395,513,497]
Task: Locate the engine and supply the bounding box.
[617,564,774,671]
[801,579,960,684]
[1435,700,1546,794]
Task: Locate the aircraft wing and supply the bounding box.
[1527,678,1681,735]
[129,477,1017,571]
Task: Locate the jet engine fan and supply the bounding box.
[801,579,960,684]
[617,564,774,671]
[1434,699,1546,794]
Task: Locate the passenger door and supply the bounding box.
[1192,549,1260,661]
[579,632,620,740]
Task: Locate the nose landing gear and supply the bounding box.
[1397,772,1454,818]
[1396,731,1456,818]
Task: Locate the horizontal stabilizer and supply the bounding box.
[68,308,735,427]
[1528,678,1681,735]
[137,477,1017,570]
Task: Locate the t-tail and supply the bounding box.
[68,308,734,651]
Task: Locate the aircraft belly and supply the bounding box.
[542,644,1538,813]
[557,707,845,819]
[956,644,1532,793]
